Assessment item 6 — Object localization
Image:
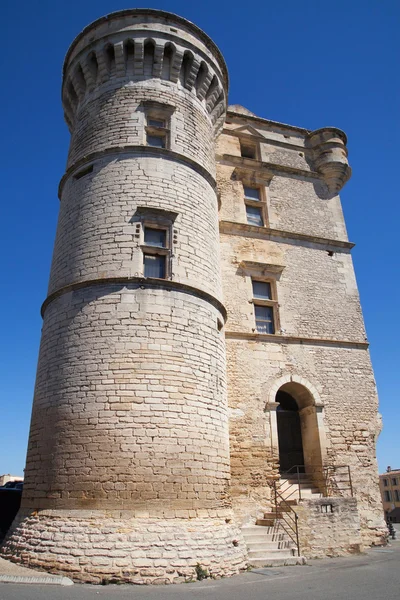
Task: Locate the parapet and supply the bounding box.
[62,9,228,135]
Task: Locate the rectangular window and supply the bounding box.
[384,478,389,487]
[243,186,261,201]
[141,220,171,280]
[145,109,170,149]
[146,134,166,148]
[246,204,263,227]
[392,478,398,486]
[143,254,166,278]
[395,489,400,502]
[384,491,392,502]
[254,305,274,334]
[148,118,166,128]
[144,227,166,248]
[240,140,257,159]
[252,280,272,300]
[251,277,278,335]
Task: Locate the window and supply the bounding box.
[395,490,400,502]
[242,183,267,227]
[142,226,170,279]
[246,204,263,227]
[143,254,165,278]
[252,279,278,334]
[384,491,392,502]
[384,478,389,487]
[392,478,398,486]
[244,186,261,201]
[145,109,170,148]
[240,139,258,159]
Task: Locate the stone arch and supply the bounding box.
[265,374,327,479]
[267,374,323,409]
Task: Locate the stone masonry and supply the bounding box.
[1,8,386,583]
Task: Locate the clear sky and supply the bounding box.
[0,0,398,476]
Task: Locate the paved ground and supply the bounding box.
[0,540,399,600]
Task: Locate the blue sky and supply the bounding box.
[1,0,398,476]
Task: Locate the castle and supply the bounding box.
[1,9,386,583]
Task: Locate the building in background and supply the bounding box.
[379,467,400,523]
[1,8,386,584]
[0,475,23,487]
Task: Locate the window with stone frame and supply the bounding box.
[384,478,389,487]
[144,103,174,149]
[243,184,267,227]
[252,278,279,334]
[138,212,176,279]
[384,490,392,502]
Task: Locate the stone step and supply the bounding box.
[248,556,307,568]
[242,534,286,544]
[256,518,275,527]
[248,549,294,559]
[248,541,292,551]
[242,526,276,535]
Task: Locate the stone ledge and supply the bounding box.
[219,221,355,251]
[224,331,369,349]
[41,276,227,321]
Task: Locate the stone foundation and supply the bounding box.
[1,509,247,584]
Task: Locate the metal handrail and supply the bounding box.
[271,480,300,557]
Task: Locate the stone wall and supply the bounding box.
[296,498,363,558]
[3,509,246,584]
[217,107,386,546]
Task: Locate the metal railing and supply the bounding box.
[270,479,300,556]
[279,464,353,501]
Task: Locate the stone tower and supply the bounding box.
[2,9,246,583]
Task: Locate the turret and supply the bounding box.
[1,10,246,584]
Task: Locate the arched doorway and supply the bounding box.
[276,390,304,473]
[273,380,325,477]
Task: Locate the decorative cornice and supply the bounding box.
[218,154,321,181]
[41,277,227,321]
[219,221,355,251]
[224,330,369,349]
[63,9,229,90]
[58,146,217,199]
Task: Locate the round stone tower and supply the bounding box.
[2,9,247,583]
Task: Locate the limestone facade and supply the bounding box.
[1,8,386,582]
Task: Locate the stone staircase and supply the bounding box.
[279,473,322,501]
[242,475,321,567]
[242,523,305,567]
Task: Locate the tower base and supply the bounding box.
[1,509,247,584]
